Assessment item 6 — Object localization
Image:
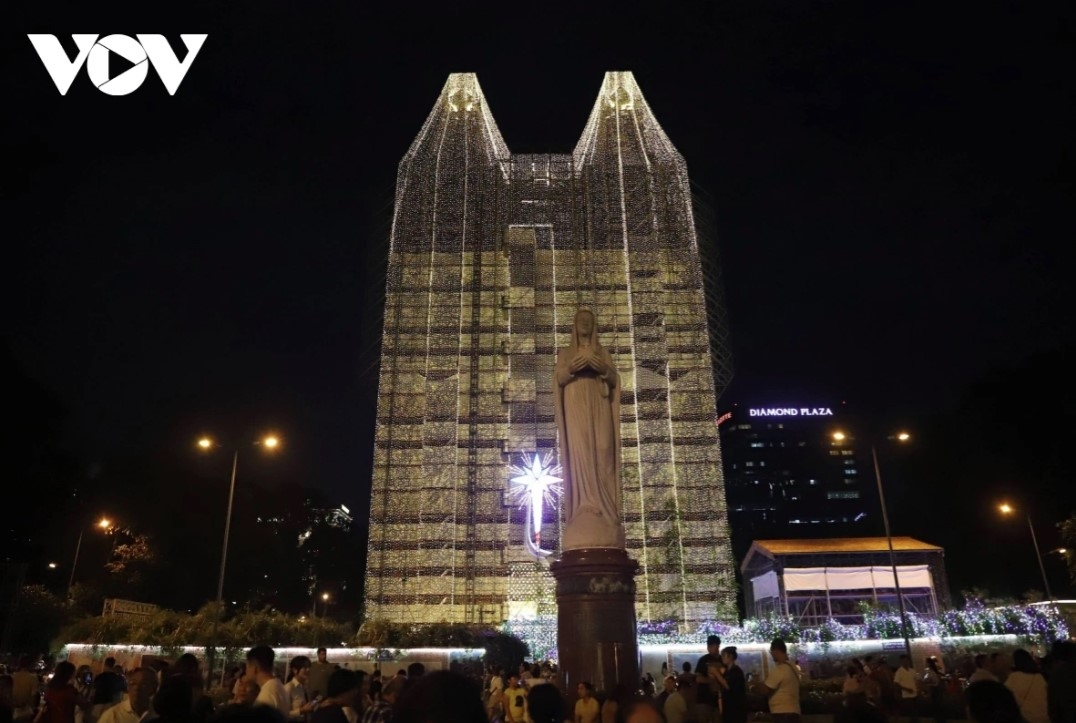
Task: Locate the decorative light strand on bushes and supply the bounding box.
[635,603,1069,647]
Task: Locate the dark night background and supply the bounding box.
[2,1,1074,616]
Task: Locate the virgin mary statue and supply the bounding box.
[553,309,625,550]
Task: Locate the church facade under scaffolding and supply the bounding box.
[364,72,737,627]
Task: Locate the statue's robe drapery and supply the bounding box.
[553,314,625,550]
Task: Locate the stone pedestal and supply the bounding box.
[550,548,639,698]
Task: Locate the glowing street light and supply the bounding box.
[314,592,333,618]
[832,431,846,441]
[199,432,282,601]
[67,516,113,597]
[896,432,911,442]
[998,502,1053,600]
[48,562,57,569]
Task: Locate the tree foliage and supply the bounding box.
[104,532,155,577]
[357,621,528,673]
[5,585,70,654]
[56,603,355,654]
[1059,514,1076,584]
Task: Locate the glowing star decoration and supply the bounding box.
[509,452,563,558]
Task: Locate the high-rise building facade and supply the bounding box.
[719,402,874,559]
[364,72,736,626]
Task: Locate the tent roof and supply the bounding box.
[741,537,942,573]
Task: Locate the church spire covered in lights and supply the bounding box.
[364,72,737,626]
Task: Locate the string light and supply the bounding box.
[365,71,738,628]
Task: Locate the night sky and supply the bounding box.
[4,1,1074,600]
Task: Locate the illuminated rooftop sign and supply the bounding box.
[749,407,833,417]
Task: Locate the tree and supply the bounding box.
[104,531,157,599]
[1022,589,1046,604]
[1060,513,1076,584]
[961,588,1018,608]
[68,582,104,617]
[6,584,77,653]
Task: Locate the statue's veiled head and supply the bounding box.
[573,309,596,345]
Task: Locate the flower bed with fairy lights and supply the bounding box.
[505,601,1069,662]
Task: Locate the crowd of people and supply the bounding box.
[480,636,795,723]
[829,640,1076,723]
[3,639,1076,723]
[477,636,1076,723]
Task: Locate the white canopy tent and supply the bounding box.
[782,565,934,591]
[750,564,938,622]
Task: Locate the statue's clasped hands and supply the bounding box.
[569,349,602,374]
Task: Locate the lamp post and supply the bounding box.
[199,434,281,602]
[833,430,913,662]
[998,503,1053,600]
[67,517,112,597]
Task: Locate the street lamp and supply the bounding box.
[832,430,913,661]
[67,516,113,597]
[998,502,1053,600]
[198,433,281,602]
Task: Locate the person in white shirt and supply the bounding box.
[1003,649,1049,723]
[967,654,998,684]
[861,657,874,676]
[661,677,687,723]
[759,638,800,722]
[247,645,290,716]
[284,656,317,721]
[524,665,548,690]
[97,669,156,723]
[486,668,504,721]
[893,655,919,717]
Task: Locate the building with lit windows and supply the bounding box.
[718,403,874,560]
[364,72,737,627]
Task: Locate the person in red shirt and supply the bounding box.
[36,663,87,723]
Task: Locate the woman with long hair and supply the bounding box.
[35,663,87,723]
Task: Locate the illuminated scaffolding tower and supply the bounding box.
[365,72,736,626]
